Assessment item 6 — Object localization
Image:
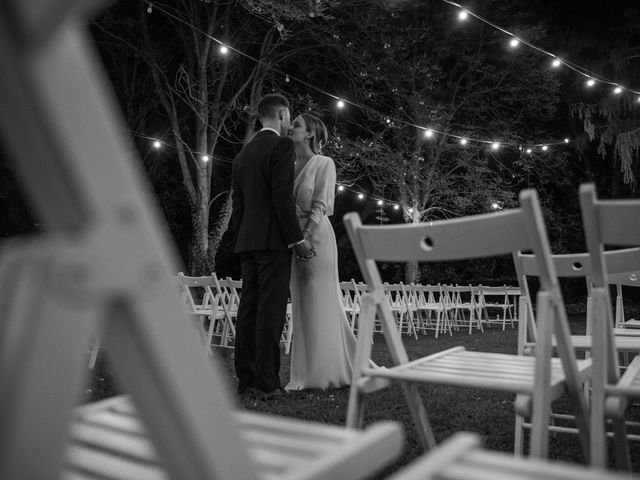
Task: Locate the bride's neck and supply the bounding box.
[295,145,315,163]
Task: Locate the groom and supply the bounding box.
[231,93,313,399]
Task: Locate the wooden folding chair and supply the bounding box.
[386,432,640,480]
[475,284,515,330]
[344,189,591,459]
[0,4,404,478]
[174,273,227,352]
[580,182,640,469]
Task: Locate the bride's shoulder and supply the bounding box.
[315,154,335,165]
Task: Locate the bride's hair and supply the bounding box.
[301,113,328,154]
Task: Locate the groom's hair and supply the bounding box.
[257,94,290,120]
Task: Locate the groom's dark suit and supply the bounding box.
[231,129,303,393]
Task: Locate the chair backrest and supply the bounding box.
[345,189,559,296]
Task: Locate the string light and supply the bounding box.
[458,9,468,21]
[541,145,548,151]
[337,185,345,191]
[201,155,210,162]
[357,193,365,200]
[142,0,580,159]
[563,138,570,144]
[613,86,623,95]
[219,45,229,55]
[509,37,520,48]
[146,2,153,14]
[152,140,162,149]
[526,148,532,154]
[377,199,384,206]
[441,0,640,100]
[586,78,596,87]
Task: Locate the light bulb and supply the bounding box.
[358,193,364,200]
[424,129,434,138]
[551,58,561,68]
[202,155,210,162]
[337,100,345,109]
[458,10,468,20]
[377,200,384,206]
[526,148,532,154]
[491,142,500,150]
[586,78,596,87]
[460,138,468,145]
[563,138,570,144]
[541,145,548,151]
[152,140,162,149]
[613,86,623,95]
[337,185,344,191]
[219,45,229,55]
[394,204,400,210]
[509,38,519,48]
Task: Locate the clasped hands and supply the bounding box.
[293,239,316,262]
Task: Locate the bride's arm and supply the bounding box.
[304,157,336,236]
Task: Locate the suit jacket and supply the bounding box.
[231,130,303,253]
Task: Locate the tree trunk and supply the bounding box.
[405,261,419,284]
[207,191,233,272]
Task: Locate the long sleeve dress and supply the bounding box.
[285,154,357,391]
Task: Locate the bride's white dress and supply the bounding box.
[285,154,357,391]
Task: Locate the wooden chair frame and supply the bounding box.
[580,183,640,470]
[344,189,591,459]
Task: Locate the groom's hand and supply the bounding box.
[293,239,314,261]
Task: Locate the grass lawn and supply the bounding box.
[85,316,640,477]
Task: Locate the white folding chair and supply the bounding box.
[475,284,515,330]
[446,284,481,334]
[580,182,640,469]
[174,273,227,352]
[344,189,591,459]
[0,4,405,478]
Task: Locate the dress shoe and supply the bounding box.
[258,387,288,400]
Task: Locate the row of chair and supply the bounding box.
[340,280,521,339]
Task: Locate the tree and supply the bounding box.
[93,0,332,274]
[276,0,569,282]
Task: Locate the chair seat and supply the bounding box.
[361,346,591,395]
[387,432,639,480]
[64,396,404,480]
[561,335,640,351]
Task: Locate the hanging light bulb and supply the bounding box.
[551,58,562,68]
[219,45,229,55]
[613,86,623,95]
[424,128,434,138]
[459,138,468,145]
[408,208,414,214]
[357,193,365,200]
[563,138,570,144]
[337,99,345,109]
[152,140,162,149]
[458,9,469,20]
[586,78,596,87]
[491,142,500,150]
[509,37,520,48]
[146,2,153,14]
[201,155,210,163]
[337,185,344,192]
[525,148,532,154]
[394,204,400,210]
[541,145,549,151]
[285,75,290,83]
[377,199,384,206]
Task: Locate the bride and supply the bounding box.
[285,113,358,391]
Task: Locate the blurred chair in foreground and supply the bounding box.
[0,2,404,478]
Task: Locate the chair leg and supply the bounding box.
[612,414,631,470]
[401,382,436,450]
